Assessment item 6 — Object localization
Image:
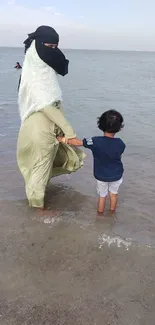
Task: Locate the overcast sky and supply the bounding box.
[0,0,155,50]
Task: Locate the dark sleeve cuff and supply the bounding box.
[83,138,87,148]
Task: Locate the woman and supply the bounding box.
[17,26,85,210]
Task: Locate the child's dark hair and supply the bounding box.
[97,110,124,133]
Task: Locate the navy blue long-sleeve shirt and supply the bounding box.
[83,136,126,182]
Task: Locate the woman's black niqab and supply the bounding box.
[23,25,69,76]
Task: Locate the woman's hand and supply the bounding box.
[57,136,67,144]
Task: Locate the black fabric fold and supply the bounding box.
[23,25,69,76]
[35,40,69,76]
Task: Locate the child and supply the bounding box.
[58,110,125,215]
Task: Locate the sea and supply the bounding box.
[0,47,155,247]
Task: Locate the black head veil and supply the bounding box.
[23,25,69,76]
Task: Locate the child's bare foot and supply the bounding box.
[97,210,104,215]
[97,211,104,216]
[97,197,106,214]
[96,211,106,221]
[109,192,118,211]
[107,209,116,218]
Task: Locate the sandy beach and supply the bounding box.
[1,190,155,324]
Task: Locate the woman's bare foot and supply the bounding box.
[37,208,60,218]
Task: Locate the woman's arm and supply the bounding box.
[42,106,76,139]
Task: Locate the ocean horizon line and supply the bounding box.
[0,46,155,54]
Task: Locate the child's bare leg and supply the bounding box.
[109,192,118,212]
[98,196,106,214]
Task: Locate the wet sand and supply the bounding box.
[1,175,155,324]
[1,133,155,325]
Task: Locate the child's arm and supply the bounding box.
[57,136,83,146]
[68,138,83,146]
[58,136,95,152]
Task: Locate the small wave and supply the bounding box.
[98,234,132,250]
[0,133,7,137]
[43,216,62,227]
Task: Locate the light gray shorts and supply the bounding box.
[97,178,123,198]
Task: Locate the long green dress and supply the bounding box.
[17,104,85,208]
